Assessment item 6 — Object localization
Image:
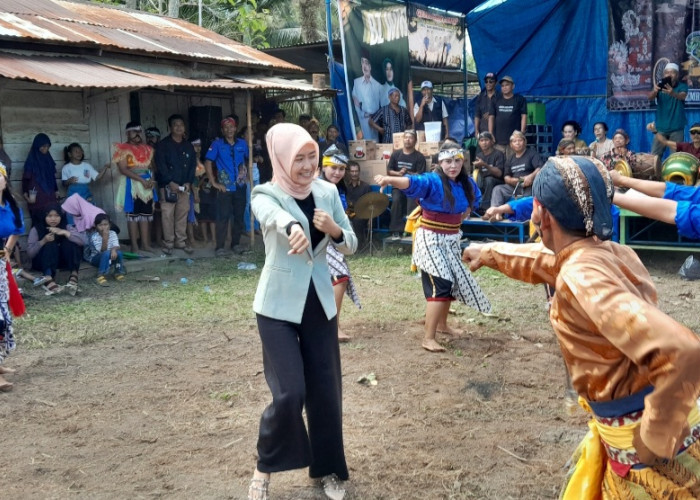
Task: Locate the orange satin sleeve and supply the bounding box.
[479,241,558,287]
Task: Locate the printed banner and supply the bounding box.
[608,0,700,110]
[338,0,410,140]
[407,4,464,70]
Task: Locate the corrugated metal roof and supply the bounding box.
[0,52,334,94]
[0,0,303,71]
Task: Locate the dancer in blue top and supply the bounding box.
[610,170,700,239]
[375,141,491,352]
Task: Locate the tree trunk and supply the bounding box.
[299,0,320,43]
[167,0,179,18]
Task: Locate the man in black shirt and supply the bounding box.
[345,160,372,247]
[472,132,505,212]
[474,72,500,135]
[386,130,426,236]
[155,114,196,254]
[488,75,528,157]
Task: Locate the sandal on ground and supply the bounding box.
[33,275,51,287]
[162,246,173,256]
[95,275,109,287]
[247,477,270,500]
[42,280,64,296]
[115,273,126,282]
[66,274,79,296]
[320,474,345,500]
[0,366,16,375]
[338,331,351,343]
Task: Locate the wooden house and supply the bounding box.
[0,0,331,231]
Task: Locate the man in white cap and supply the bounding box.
[648,62,687,158]
[414,80,449,140]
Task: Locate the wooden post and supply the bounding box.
[247,90,254,247]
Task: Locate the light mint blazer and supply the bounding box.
[251,179,358,324]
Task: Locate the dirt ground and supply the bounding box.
[1,249,698,499]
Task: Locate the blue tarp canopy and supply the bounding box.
[451,0,700,153]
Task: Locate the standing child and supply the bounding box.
[196,173,217,247]
[85,214,125,286]
[61,143,106,202]
[374,141,491,352]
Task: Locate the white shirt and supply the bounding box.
[62,161,99,184]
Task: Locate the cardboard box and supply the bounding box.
[374,143,395,160]
[356,159,387,185]
[392,132,404,150]
[348,140,376,161]
[418,141,440,156]
[416,130,426,143]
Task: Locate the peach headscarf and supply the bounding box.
[266,123,319,200]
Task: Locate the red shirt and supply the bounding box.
[675,142,700,160]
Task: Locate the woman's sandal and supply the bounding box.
[320,474,345,500]
[247,477,270,500]
[95,275,109,287]
[65,274,79,296]
[42,279,64,296]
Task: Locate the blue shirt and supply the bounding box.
[403,172,481,214]
[205,137,249,192]
[0,203,25,239]
[665,182,700,239]
[506,196,534,221]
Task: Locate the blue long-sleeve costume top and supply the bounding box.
[664,182,700,239]
[0,204,25,241]
[403,172,481,214]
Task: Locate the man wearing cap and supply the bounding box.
[472,132,504,211]
[324,125,348,156]
[649,62,687,158]
[647,121,700,160]
[369,88,413,144]
[351,51,382,141]
[414,80,449,140]
[204,114,250,256]
[474,73,500,135]
[463,156,700,498]
[386,130,426,237]
[488,76,527,156]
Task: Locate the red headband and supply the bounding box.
[221,117,237,128]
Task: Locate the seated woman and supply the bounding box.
[26,205,85,296]
[557,138,576,156]
[561,120,589,155]
[601,128,636,172]
[589,121,614,160]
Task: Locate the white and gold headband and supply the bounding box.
[438,149,464,161]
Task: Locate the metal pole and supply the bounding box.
[198,0,202,26]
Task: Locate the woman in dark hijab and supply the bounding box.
[22,133,58,227]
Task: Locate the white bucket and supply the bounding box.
[424,121,441,142]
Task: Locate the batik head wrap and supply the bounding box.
[321,144,348,168]
[533,156,613,240]
[266,123,319,199]
[24,133,57,193]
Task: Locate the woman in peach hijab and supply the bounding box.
[247,123,357,500]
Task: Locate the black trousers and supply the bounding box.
[255,284,348,479]
[32,238,82,277]
[215,188,247,250]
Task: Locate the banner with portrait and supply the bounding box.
[607,0,700,110]
[338,0,410,140]
[407,3,464,71]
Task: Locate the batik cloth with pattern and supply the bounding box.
[479,239,700,499]
[403,172,491,313]
[0,256,16,365]
[113,142,157,221]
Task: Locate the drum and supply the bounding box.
[631,153,660,180]
[612,158,633,178]
[661,152,699,185]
